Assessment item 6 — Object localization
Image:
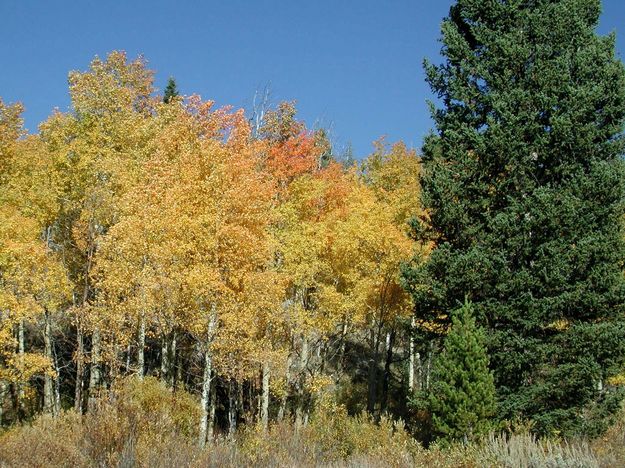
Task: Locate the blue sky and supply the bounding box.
[1,1,625,157]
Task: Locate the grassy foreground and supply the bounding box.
[0,378,623,467]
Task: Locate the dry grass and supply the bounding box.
[478,433,599,468]
[0,378,622,467]
[590,409,625,468]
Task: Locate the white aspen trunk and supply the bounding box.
[381,331,395,414]
[42,229,58,416]
[54,357,61,416]
[261,361,270,430]
[89,328,101,388]
[160,335,168,383]
[207,380,216,440]
[110,343,120,385]
[366,326,379,414]
[74,325,84,413]
[0,380,7,424]
[43,311,56,416]
[169,332,177,387]
[228,380,237,437]
[88,328,101,412]
[137,313,145,379]
[278,353,292,421]
[237,383,245,426]
[176,354,183,390]
[125,343,131,373]
[198,309,217,447]
[338,320,348,375]
[257,380,261,421]
[17,318,25,417]
[425,341,433,390]
[408,316,415,392]
[198,346,213,447]
[77,241,93,414]
[295,335,308,428]
[415,352,422,390]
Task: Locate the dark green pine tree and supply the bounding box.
[429,300,496,444]
[403,0,625,437]
[163,77,179,103]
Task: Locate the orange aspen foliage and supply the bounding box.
[259,102,325,187]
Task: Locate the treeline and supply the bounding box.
[0,51,427,444]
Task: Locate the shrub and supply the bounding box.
[479,433,600,468]
[1,379,621,467]
[0,377,201,468]
[591,405,625,467]
[0,412,88,467]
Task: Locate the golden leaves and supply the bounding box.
[0,104,70,389]
[2,53,429,402]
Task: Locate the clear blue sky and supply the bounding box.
[1,1,625,157]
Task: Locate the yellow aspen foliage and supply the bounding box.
[361,137,426,228]
[0,100,24,181]
[360,138,433,322]
[0,100,70,397]
[319,176,414,332]
[0,208,70,383]
[275,163,352,333]
[39,50,156,284]
[95,95,280,380]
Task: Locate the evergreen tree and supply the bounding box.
[314,128,334,168]
[403,0,625,436]
[163,76,179,103]
[429,300,495,444]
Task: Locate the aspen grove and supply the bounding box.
[0,52,427,443]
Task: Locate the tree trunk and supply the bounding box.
[175,337,184,391]
[207,378,216,440]
[109,343,120,385]
[169,331,176,387]
[0,380,7,424]
[337,320,348,375]
[43,311,57,416]
[74,325,84,413]
[237,381,245,425]
[380,330,395,414]
[295,335,308,428]
[415,351,422,390]
[261,361,270,430]
[17,318,25,419]
[228,380,237,437]
[160,334,168,383]
[424,341,433,391]
[318,340,326,375]
[54,354,61,416]
[88,328,101,412]
[125,343,131,374]
[198,346,213,447]
[367,326,381,415]
[278,353,292,421]
[408,317,415,392]
[137,313,145,379]
[77,240,94,413]
[198,310,217,447]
